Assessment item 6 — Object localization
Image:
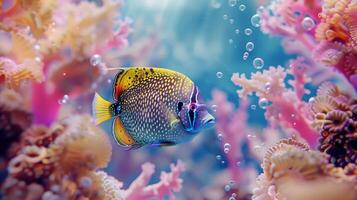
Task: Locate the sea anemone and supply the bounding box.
[252,138,357,200]
[311,82,357,167]
[54,115,112,173]
[323,110,349,132]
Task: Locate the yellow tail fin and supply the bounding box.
[92,93,113,125]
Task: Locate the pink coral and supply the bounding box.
[260,0,357,87]
[231,58,319,147]
[125,160,185,200]
[210,89,250,181]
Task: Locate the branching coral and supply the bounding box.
[0,0,131,125]
[124,161,185,200]
[231,58,319,147]
[252,137,357,200]
[309,82,357,167]
[260,0,357,87]
[210,89,250,181]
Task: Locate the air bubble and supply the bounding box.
[224,184,231,192]
[251,14,261,27]
[217,133,223,141]
[216,155,222,160]
[239,4,246,11]
[247,134,256,139]
[250,104,256,110]
[265,82,271,91]
[90,54,102,66]
[228,0,237,7]
[308,97,315,103]
[224,143,231,149]
[35,57,42,63]
[216,71,223,78]
[58,94,69,104]
[258,98,270,109]
[223,14,228,20]
[302,17,315,31]
[243,52,249,60]
[211,104,218,112]
[246,42,254,52]
[253,57,264,69]
[244,28,253,36]
[228,39,233,44]
[236,161,241,167]
[33,44,41,51]
[235,29,240,34]
[229,19,234,24]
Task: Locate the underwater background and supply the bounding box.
[0,0,356,200]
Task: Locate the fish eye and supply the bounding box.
[190,104,196,110]
[177,102,183,113]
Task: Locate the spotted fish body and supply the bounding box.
[116,67,194,145]
[93,67,215,149]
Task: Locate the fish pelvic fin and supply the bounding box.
[113,117,136,147]
[92,93,114,125]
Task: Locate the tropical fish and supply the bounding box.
[92,67,215,149]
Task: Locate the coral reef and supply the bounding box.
[231,58,319,146]
[0,0,185,199]
[252,138,357,200]
[0,89,31,182]
[1,115,186,199]
[259,0,357,87]
[310,82,357,167]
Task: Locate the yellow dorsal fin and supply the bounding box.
[112,117,136,147]
[112,67,189,100]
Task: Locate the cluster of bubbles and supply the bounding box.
[224,143,231,153]
[58,94,69,104]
